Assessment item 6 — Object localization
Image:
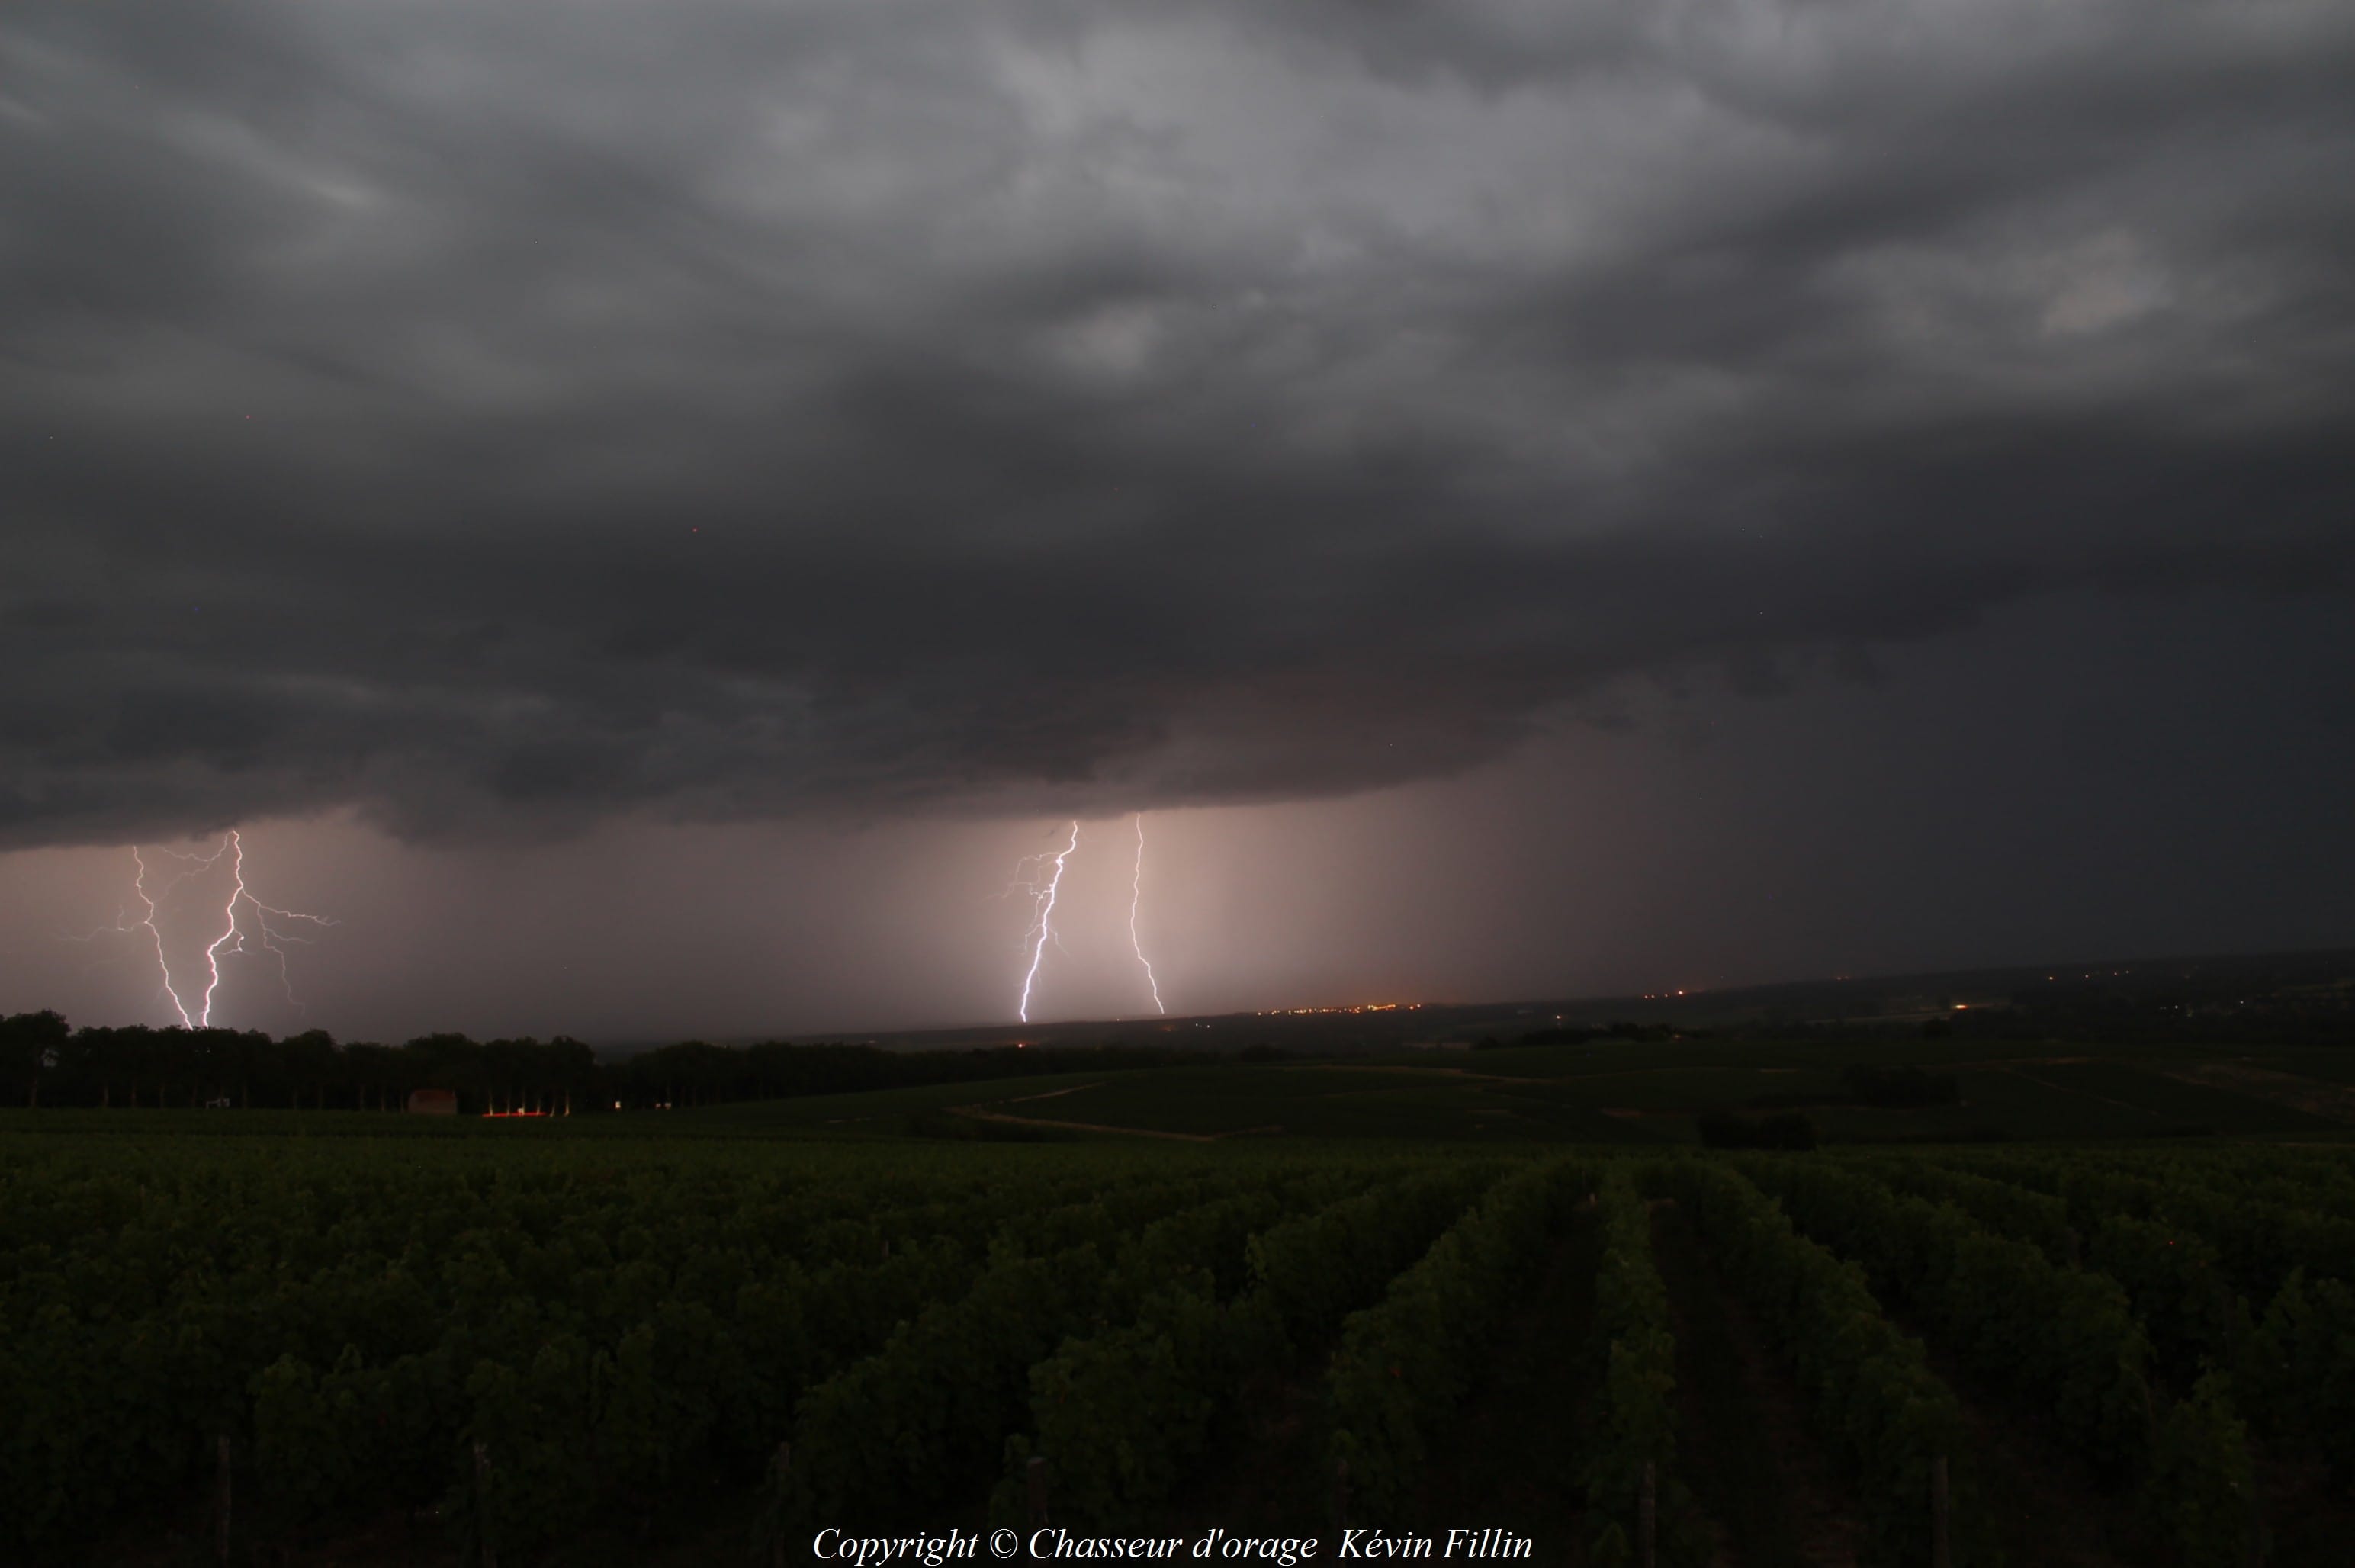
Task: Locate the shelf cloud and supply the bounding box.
[5,0,2352,848]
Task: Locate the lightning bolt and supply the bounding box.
[1016,819,1079,1024]
[132,845,194,1027]
[132,840,232,1028]
[124,831,338,1028]
[1129,812,1165,1016]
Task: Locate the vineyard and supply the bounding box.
[5,1123,2355,1566]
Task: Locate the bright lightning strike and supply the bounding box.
[1129,813,1165,1016]
[126,831,338,1028]
[133,839,230,1028]
[1016,820,1079,1024]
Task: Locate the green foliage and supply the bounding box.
[1244,1166,1502,1351]
[8,1121,2355,1563]
[1656,1159,1996,1567]
[2083,1211,2245,1382]
[994,1286,1229,1529]
[1759,1156,2265,1565]
[786,1169,1379,1528]
[1749,1157,2154,1483]
[1855,1155,2077,1263]
[2036,1155,2355,1304]
[795,1242,1107,1523]
[1939,1145,2355,1467]
[2241,1269,2355,1482]
[2148,1370,2258,1568]
[0,1133,1336,1556]
[1580,1171,1705,1566]
[988,1169,1489,1529]
[1875,1152,2245,1382]
[1325,1158,1585,1524]
[445,1336,600,1558]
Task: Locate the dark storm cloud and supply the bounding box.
[4,0,2352,847]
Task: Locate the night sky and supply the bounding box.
[3,0,2351,1042]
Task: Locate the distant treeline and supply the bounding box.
[1480,1020,1687,1047]
[1902,991,2355,1046]
[1499,987,2355,1049]
[0,1011,1242,1114]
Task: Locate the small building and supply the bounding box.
[407,1088,458,1115]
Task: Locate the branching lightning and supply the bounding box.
[1129,812,1165,1016]
[1004,813,1170,1024]
[133,839,230,1028]
[121,831,338,1028]
[1015,820,1079,1024]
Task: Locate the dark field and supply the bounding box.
[8,1035,2355,1566]
[670,1034,2355,1145]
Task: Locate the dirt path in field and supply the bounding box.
[946,1100,1284,1142]
[1302,1062,1556,1084]
[1652,1202,1858,1568]
[2148,1062,2355,1123]
[997,1081,1107,1104]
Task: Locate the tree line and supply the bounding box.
[0,1010,1230,1113]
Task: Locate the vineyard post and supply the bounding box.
[1931,1454,1950,1568]
[215,1434,231,1566]
[474,1441,497,1568]
[1027,1454,1049,1528]
[2243,1438,2267,1568]
[773,1444,792,1568]
[1333,1457,1348,1529]
[1638,1460,1655,1568]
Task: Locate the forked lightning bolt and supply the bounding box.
[125,831,337,1028]
[1129,813,1165,1016]
[1006,814,1170,1024]
[1016,821,1079,1024]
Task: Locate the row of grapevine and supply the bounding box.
[1324,1158,1587,1525]
[457,1173,1262,1556]
[1940,1149,2355,1304]
[265,1177,1215,1554]
[790,1167,1478,1531]
[1749,1159,2257,1567]
[2045,1152,2355,1483]
[0,1147,1281,1555]
[1653,1160,1994,1566]
[2241,1270,2355,1481]
[1747,1158,2154,1479]
[0,1149,1084,1335]
[1849,1155,2078,1263]
[2084,1147,2355,1226]
[1579,1170,1701,1567]
[989,1165,1500,1528]
[1853,1153,2242,1381]
[1914,1149,2355,1481]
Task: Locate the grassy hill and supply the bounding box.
[668,1033,2355,1145]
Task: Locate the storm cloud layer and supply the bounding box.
[6,0,2353,849]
